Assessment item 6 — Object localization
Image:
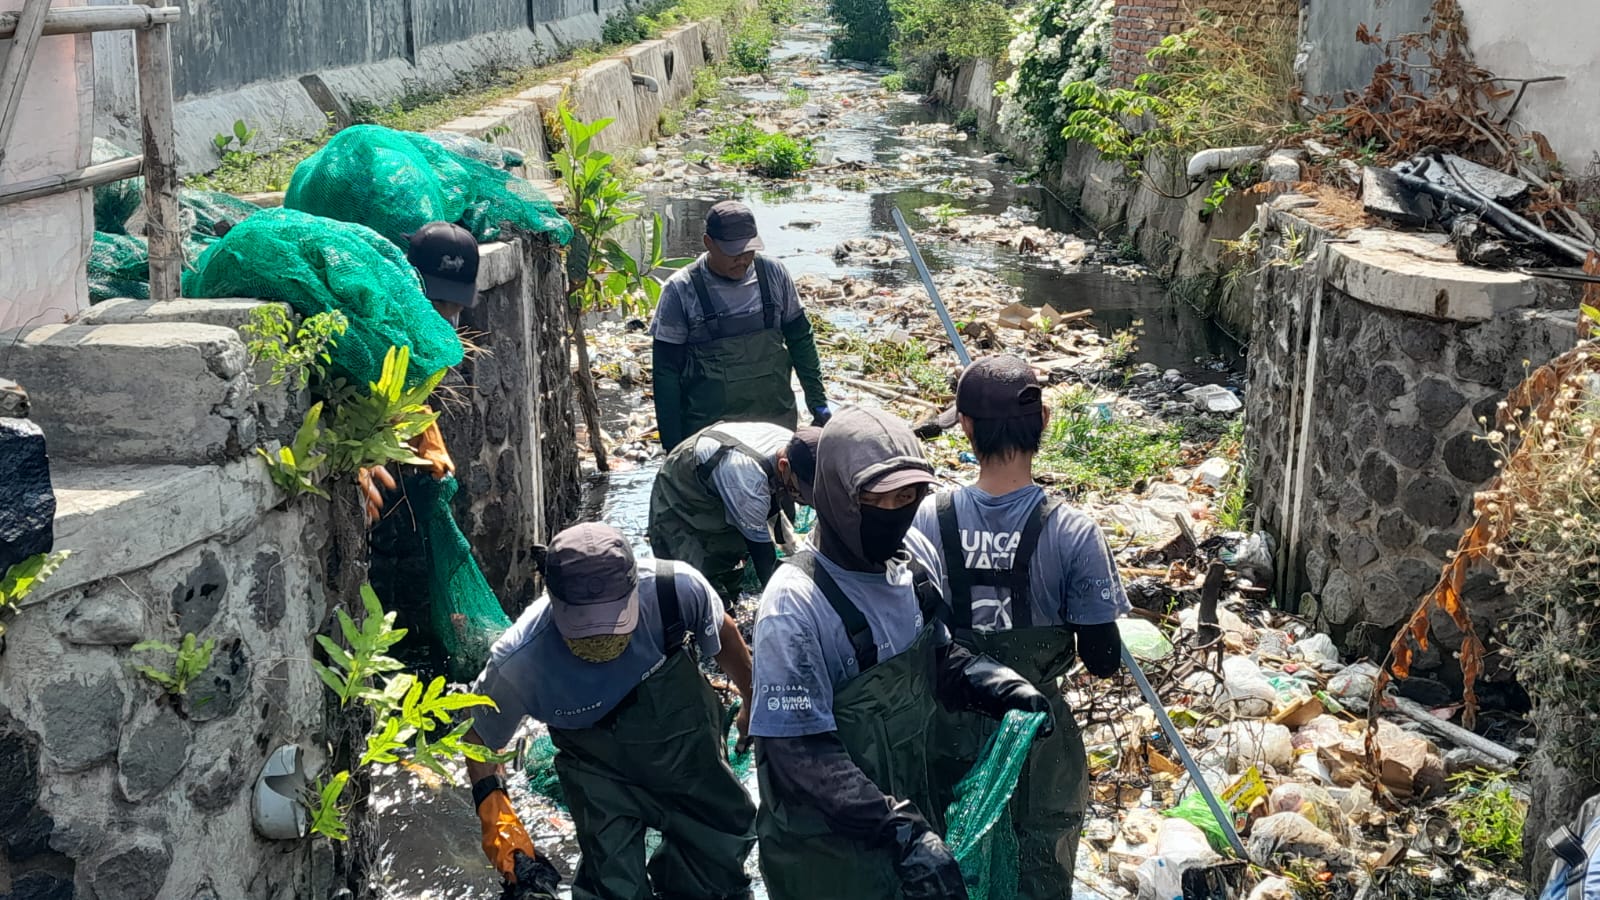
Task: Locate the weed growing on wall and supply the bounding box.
[993,0,1115,164]
[132,633,216,696]
[1060,12,1297,177]
[0,551,70,637]
[242,305,348,391]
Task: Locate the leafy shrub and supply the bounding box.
[995,0,1116,164]
[731,18,777,72]
[881,73,908,92]
[829,0,893,61]
[711,121,817,178]
[889,0,1014,81]
[1035,385,1182,493]
[1060,12,1298,176]
[1447,774,1525,863]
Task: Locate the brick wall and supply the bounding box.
[1110,0,1300,88]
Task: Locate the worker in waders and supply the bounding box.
[912,355,1129,899]
[650,200,830,451]
[463,523,759,900]
[750,406,1055,900]
[648,422,823,604]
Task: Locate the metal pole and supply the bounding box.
[1122,643,1249,859]
[891,214,1249,860]
[890,207,970,367]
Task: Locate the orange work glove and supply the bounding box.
[412,416,455,480]
[477,789,538,882]
[357,465,397,526]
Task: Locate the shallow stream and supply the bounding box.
[375,19,1238,899]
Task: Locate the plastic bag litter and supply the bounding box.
[1163,791,1230,853]
[1208,722,1292,772]
[1326,662,1381,706]
[1221,532,1274,584]
[1135,818,1219,900]
[1120,618,1174,661]
[422,130,526,170]
[1217,656,1276,718]
[1294,633,1340,666]
[1246,812,1349,867]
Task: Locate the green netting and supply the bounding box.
[184,188,262,238]
[404,473,512,682]
[183,206,462,388]
[523,698,753,808]
[89,232,151,302]
[423,130,526,171]
[283,124,572,247]
[88,188,263,303]
[944,710,1049,900]
[92,139,142,234]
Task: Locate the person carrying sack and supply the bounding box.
[912,355,1129,898]
[650,201,830,451]
[749,406,1053,900]
[463,524,758,900]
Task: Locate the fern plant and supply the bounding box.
[133,633,216,696]
[0,550,71,637]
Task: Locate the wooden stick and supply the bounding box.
[0,0,50,173]
[1388,694,1520,767]
[136,13,182,301]
[0,6,181,38]
[838,376,943,410]
[0,156,143,207]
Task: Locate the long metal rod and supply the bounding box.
[1122,643,1249,859]
[890,215,1248,860]
[0,6,181,39]
[891,207,970,366]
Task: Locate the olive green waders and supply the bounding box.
[679,257,799,438]
[649,428,779,603]
[755,552,944,900]
[929,494,1089,900]
[549,564,757,900]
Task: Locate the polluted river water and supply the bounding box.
[374,17,1240,900]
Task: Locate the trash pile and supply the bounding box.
[1054,516,1532,899]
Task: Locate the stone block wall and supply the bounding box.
[1244,203,1580,670]
[0,473,337,900]
[1109,0,1299,88]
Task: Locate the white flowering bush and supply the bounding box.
[995,0,1116,163]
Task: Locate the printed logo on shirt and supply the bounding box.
[962,528,1020,633]
[555,700,603,719]
[760,683,813,713]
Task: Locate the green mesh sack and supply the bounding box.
[944,710,1048,900]
[91,139,142,234]
[88,232,150,302]
[183,188,261,238]
[183,207,462,388]
[283,124,571,247]
[406,473,512,682]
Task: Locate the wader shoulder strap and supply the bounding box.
[906,558,944,623]
[787,551,878,670]
[655,560,687,651]
[695,429,778,490]
[937,494,1060,630]
[754,255,778,330]
[688,259,725,341]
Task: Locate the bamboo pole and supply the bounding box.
[0,0,50,173]
[0,155,144,206]
[0,6,181,38]
[135,7,181,300]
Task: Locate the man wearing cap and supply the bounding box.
[749,406,1054,900]
[650,200,830,451]
[912,354,1129,899]
[648,422,822,605]
[464,523,759,900]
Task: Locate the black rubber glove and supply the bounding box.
[745,537,778,586]
[939,649,1054,738]
[502,850,561,899]
[652,340,689,451]
[762,734,925,844]
[893,816,969,900]
[781,315,829,414]
[1076,622,1122,678]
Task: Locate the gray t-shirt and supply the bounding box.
[649,254,805,345]
[748,530,950,739]
[912,485,1129,631]
[468,560,725,746]
[694,421,791,543]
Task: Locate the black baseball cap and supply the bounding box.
[405,222,480,307]
[956,354,1044,420]
[705,200,764,255]
[544,524,639,639]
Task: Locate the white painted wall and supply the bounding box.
[1457,0,1600,169]
[0,0,94,332]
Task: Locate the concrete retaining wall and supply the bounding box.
[1242,200,1579,672]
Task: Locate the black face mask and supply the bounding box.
[857,502,919,564]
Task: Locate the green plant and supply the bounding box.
[710,121,817,178]
[0,551,70,636]
[888,0,1014,81]
[1060,12,1298,178]
[1036,385,1182,492]
[881,73,907,92]
[212,119,258,158]
[953,108,979,133]
[323,347,445,475]
[260,401,332,499]
[133,633,216,696]
[828,334,950,397]
[1212,419,1252,532]
[306,584,505,841]
[1447,774,1525,863]
[995,0,1117,164]
[1103,326,1137,367]
[828,0,893,61]
[928,201,960,226]
[242,305,348,391]
[785,86,810,107]
[730,16,777,72]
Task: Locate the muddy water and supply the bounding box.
[375,19,1235,899]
